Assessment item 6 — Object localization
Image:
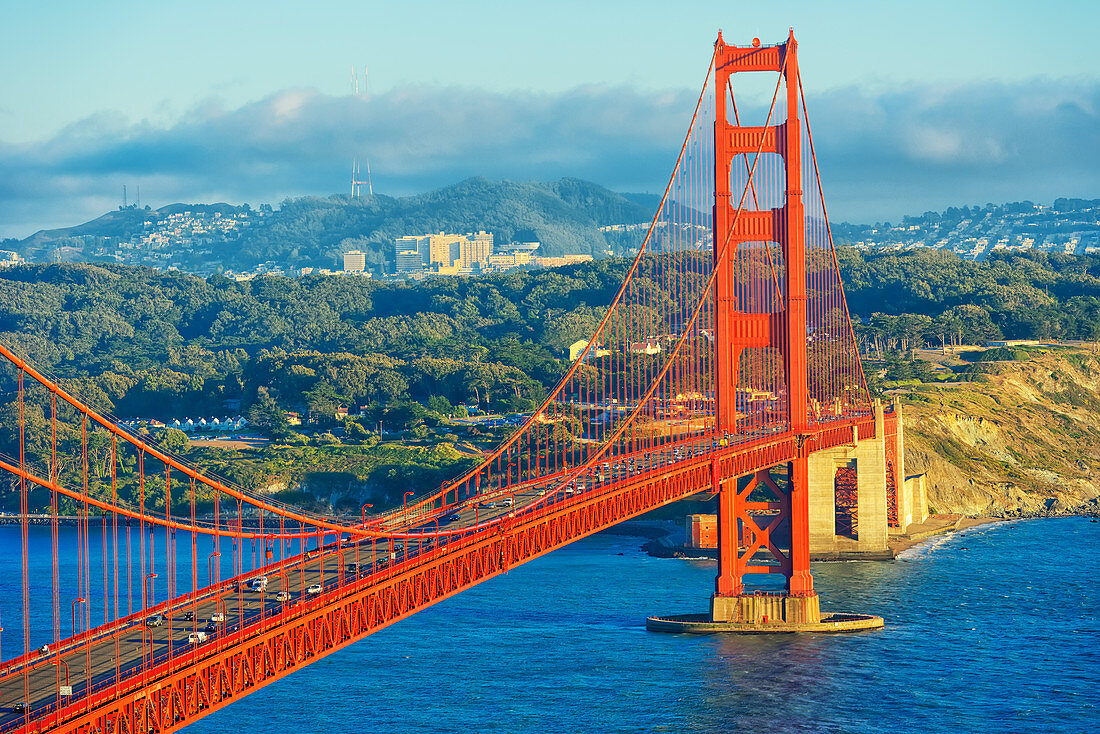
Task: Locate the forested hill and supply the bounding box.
[0,258,632,419]
[2,248,1100,422]
[245,177,658,267]
[12,178,661,270]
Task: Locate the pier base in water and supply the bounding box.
[647,591,883,634]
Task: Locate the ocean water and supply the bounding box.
[7,518,1099,732]
[176,517,1098,733]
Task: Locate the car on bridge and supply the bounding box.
[306,584,322,596]
[183,611,195,621]
[145,614,165,628]
[446,513,462,521]
[502,497,514,507]
[11,702,26,714]
[275,591,291,602]
[479,501,497,509]
[203,622,219,634]
[249,576,268,591]
[187,631,208,645]
[210,612,225,623]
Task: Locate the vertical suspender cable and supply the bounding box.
[51,392,59,646]
[18,370,29,660]
[111,433,118,621]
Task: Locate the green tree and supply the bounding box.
[304,380,346,420]
[248,387,290,439]
[160,428,190,453]
[345,420,369,440]
[426,395,454,416]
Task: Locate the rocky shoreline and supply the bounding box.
[992,496,1100,519]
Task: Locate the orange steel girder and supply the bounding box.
[22,418,874,734]
[713,31,815,599]
[734,469,790,577]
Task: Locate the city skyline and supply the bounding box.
[1,1,1098,237]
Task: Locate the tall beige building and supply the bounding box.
[458,231,494,268]
[427,233,464,267]
[343,250,366,272]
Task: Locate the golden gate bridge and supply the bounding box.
[0,31,907,733]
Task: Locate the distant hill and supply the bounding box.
[18,203,244,255]
[831,198,1100,260]
[16,189,1100,273]
[13,178,661,273]
[233,177,659,268]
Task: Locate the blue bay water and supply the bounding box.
[5,518,1098,732]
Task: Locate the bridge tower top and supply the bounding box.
[712,30,808,435]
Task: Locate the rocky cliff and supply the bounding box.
[900,348,1100,517]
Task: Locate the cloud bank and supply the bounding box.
[1,79,1097,238]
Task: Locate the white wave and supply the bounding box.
[895,533,954,561]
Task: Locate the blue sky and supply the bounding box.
[1,0,1098,237]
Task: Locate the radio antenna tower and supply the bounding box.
[350,65,373,199]
[352,157,373,198]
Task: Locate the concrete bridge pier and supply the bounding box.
[808,400,888,557]
[808,400,928,559]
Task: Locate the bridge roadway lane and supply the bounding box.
[0,432,737,730]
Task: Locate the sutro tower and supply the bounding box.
[350,65,373,198]
[351,157,372,199]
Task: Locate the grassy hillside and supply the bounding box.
[895,348,1100,517]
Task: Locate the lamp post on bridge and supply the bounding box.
[425,517,440,556]
[266,569,288,629]
[214,597,227,651]
[142,572,157,677]
[359,504,373,567]
[146,572,158,609]
[207,550,221,586]
[51,656,70,713]
[361,503,379,574]
[52,657,70,687]
[70,598,86,639]
[401,491,415,562]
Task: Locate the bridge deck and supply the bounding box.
[2,418,871,734]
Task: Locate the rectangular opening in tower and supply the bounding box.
[834,463,858,540]
[886,460,899,528]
